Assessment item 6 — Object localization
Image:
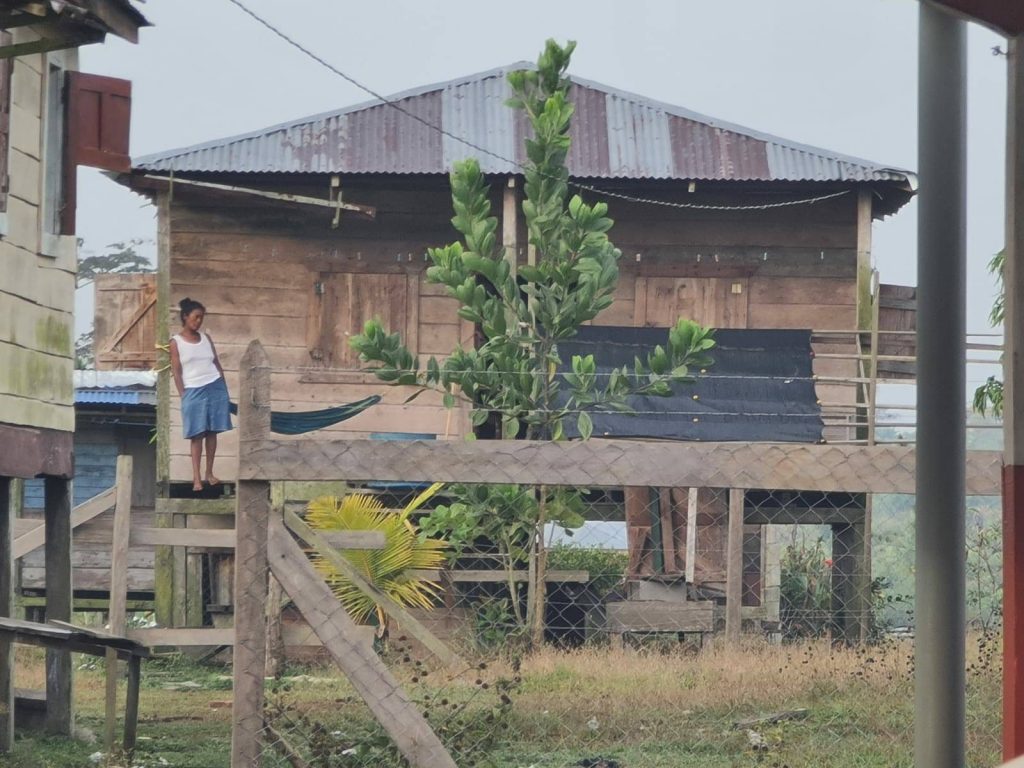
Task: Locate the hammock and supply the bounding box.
[228,395,382,435]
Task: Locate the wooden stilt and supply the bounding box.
[44,476,73,735]
[0,477,13,752]
[105,456,133,752]
[725,489,744,643]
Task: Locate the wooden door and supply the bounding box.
[307,272,412,368]
[635,276,749,329]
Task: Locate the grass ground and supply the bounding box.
[0,635,1002,768]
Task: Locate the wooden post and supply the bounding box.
[44,476,73,735]
[725,488,744,643]
[155,190,174,628]
[659,488,675,572]
[685,488,698,584]
[123,655,140,753]
[105,455,133,752]
[830,521,866,645]
[502,176,518,281]
[265,484,285,679]
[0,477,13,752]
[232,340,272,768]
[1006,32,1024,763]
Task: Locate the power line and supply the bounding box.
[223,0,853,213]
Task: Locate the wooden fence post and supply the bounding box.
[725,488,744,643]
[232,341,272,768]
[105,455,133,752]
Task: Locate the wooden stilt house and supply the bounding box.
[111,64,929,640]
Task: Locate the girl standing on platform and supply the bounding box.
[169,297,232,492]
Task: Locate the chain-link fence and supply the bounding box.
[236,481,1003,768]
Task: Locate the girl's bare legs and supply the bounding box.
[205,432,220,486]
[190,435,205,492]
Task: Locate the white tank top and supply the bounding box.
[173,332,221,389]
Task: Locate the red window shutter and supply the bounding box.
[66,71,131,172]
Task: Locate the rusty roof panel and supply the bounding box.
[134,64,913,189]
[348,93,442,173]
[566,84,609,176]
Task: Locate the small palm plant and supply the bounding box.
[306,483,448,637]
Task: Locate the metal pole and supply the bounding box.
[916,5,967,768]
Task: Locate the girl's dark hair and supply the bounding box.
[179,297,205,323]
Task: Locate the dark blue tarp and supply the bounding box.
[556,326,823,443]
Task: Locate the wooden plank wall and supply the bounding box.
[166,186,473,483]
[19,507,156,593]
[165,182,861,482]
[0,43,78,435]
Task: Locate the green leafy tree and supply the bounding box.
[352,40,714,647]
[973,250,1004,417]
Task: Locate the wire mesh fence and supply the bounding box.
[237,480,1004,768]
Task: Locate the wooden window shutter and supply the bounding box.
[0,31,12,214]
[66,72,131,172]
[61,71,131,235]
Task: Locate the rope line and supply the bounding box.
[223,0,854,213]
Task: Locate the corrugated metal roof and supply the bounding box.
[75,389,156,406]
[74,371,156,406]
[134,64,913,187]
[74,371,157,389]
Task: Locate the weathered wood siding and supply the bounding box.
[0,36,79,435]
[163,180,861,482]
[166,183,473,482]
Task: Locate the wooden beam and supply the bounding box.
[138,175,377,218]
[605,600,714,634]
[128,627,234,646]
[232,341,272,768]
[284,510,465,670]
[267,519,457,768]
[154,498,236,516]
[321,531,387,550]
[105,456,132,754]
[725,489,744,644]
[43,477,73,736]
[130,527,236,548]
[0,29,106,59]
[239,437,1003,496]
[0,478,13,753]
[0,423,72,481]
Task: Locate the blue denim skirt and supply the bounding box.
[182,377,233,439]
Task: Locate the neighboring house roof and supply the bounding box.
[1,1,150,45]
[133,64,915,197]
[74,370,156,406]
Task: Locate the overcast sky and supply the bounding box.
[75,0,1008,393]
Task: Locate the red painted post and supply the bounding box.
[1005,466,1024,759]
